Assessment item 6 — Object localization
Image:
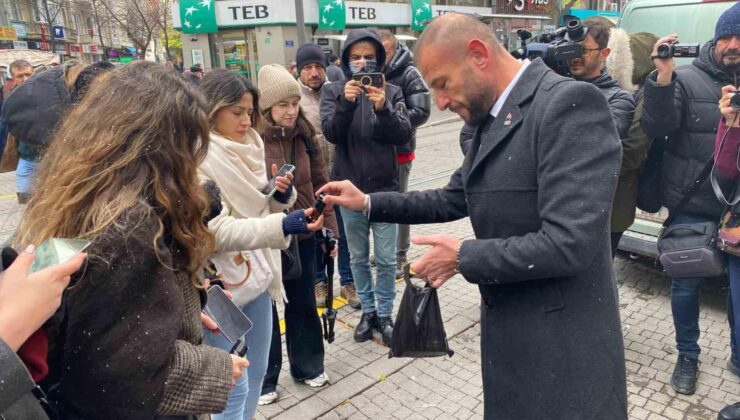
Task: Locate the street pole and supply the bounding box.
[295,0,306,45]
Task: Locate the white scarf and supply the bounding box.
[199,128,287,305]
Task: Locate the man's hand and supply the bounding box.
[0,246,86,351]
[316,181,367,211]
[409,235,460,289]
[271,163,294,194]
[366,85,387,111]
[344,80,363,103]
[720,85,740,127]
[652,34,678,85]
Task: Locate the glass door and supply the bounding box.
[216,29,260,80]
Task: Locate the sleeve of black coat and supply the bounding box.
[402,67,431,129]
[369,167,468,224]
[458,82,621,285]
[641,72,683,138]
[320,82,356,145]
[372,87,412,146]
[609,89,636,139]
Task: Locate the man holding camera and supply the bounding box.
[320,13,626,418]
[641,2,740,395]
[379,30,432,276]
[320,29,412,346]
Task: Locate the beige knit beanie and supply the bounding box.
[257,64,301,111]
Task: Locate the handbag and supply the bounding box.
[280,138,302,281]
[389,266,454,358]
[657,158,725,278]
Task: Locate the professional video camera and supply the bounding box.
[511,16,587,77]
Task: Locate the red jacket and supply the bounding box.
[714,120,740,179]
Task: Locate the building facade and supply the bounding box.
[173,0,555,79]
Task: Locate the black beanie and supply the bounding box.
[296,44,326,72]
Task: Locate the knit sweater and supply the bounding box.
[199,128,296,306]
[45,206,232,419]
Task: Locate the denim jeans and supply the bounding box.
[316,208,354,285]
[396,161,412,256]
[669,213,733,359]
[16,158,38,194]
[340,208,397,317]
[204,291,272,420]
[263,237,325,393]
[0,117,8,162]
[728,255,740,365]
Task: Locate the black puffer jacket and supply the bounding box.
[641,40,728,219]
[320,29,412,193]
[384,43,431,154]
[589,70,635,139]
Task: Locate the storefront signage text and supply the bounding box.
[227,5,269,20]
[348,6,376,20]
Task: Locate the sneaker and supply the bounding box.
[304,372,330,387]
[258,391,278,406]
[340,283,361,309]
[395,252,408,278]
[315,281,328,308]
[671,355,699,395]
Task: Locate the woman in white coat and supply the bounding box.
[199,69,324,420]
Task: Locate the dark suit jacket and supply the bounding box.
[370,59,627,419]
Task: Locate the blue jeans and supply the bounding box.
[669,213,733,359]
[340,208,397,317]
[0,117,8,162]
[204,291,272,420]
[316,207,353,285]
[16,158,38,194]
[729,255,740,365]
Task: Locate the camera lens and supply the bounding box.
[360,76,372,86]
[656,43,672,59]
[731,92,740,111]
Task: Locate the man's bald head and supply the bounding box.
[416,13,501,59]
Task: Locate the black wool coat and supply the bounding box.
[370,59,627,419]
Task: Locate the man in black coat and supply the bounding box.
[641,4,740,395]
[319,13,626,419]
[379,30,431,275]
[320,29,412,346]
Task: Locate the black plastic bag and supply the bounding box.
[389,266,454,358]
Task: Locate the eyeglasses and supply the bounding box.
[581,47,603,57]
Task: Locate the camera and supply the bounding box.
[512,16,587,77]
[352,72,384,88]
[731,91,740,111]
[308,193,327,223]
[655,42,701,59]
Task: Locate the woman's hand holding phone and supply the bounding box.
[270,163,294,194]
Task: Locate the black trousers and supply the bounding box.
[611,232,623,259]
[262,237,325,393]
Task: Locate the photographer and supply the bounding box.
[569,20,635,140]
[320,29,412,346]
[641,2,740,395]
[716,85,740,420]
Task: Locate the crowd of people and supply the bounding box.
[0,3,739,419]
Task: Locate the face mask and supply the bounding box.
[349,62,364,74]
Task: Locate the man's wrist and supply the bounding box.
[362,194,371,218]
[454,241,463,274]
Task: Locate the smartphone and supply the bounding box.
[307,193,327,223]
[263,164,296,198]
[205,286,253,344]
[29,238,91,274]
[352,72,384,88]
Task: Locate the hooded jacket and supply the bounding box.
[641,40,729,219]
[384,43,431,155]
[587,70,635,139]
[320,29,412,193]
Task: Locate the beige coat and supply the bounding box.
[299,79,335,170]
